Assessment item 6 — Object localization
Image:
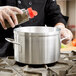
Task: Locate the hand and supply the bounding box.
[0,6,23,29]
[60,27,73,44]
[55,23,73,44]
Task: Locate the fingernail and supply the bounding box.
[12,25,15,28]
[4,27,7,30]
[21,10,23,14]
[15,22,18,25]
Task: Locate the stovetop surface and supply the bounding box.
[0,51,76,76]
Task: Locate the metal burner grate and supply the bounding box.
[0,51,76,76]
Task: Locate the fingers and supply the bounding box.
[10,7,23,14]
[62,39,70,44]
[0,14,6,29]
[60,28,73,44]
[2,11,15,28]
[0,6,23,29]
[9,10,18,25]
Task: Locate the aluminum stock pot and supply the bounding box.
[5,26,62,64]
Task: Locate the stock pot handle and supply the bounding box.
[5,38,20,45]
[5,37,68,44]
[60,37,68,42]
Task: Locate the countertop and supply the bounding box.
[61,42,76,53]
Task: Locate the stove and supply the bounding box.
[0,51,76,76]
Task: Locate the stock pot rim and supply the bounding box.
[14,26,60,35]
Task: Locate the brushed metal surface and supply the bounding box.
[9,26,61,64]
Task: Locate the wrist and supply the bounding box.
[55,23,65,29]
[55,25,65,29]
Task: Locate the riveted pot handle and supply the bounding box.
[5,38,20,45]
[60,37,68,42]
